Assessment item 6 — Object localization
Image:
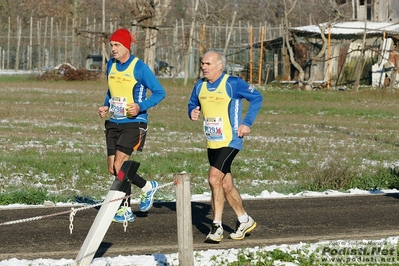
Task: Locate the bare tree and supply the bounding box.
[282,0,304,84]
[305,23,329,87]
[130,0,172,72]
[175,0,346,28]
[353,20,367,92]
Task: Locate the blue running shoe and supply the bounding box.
[140,180,159,212]
[113,206,134,223]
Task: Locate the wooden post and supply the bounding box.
[172,20,178,76]
[181,18,185,51]
[92,18,96,52]
[180,18,185,77]
[200,24,205,55]
[327,26,331,89]
[213,24,217,48]
[239,21,242,44]
[37,20,42,71]
[249,25,253,84]
[56,22,61,65]
[175,173,194,266]
[7,17,10,69]
[65,17,68,62]
[15,16,21,71]
[218,21,221,47]
[29,17,33,70]
[50,17,54,67]
[71,18,76,66]
[258,27,264,85]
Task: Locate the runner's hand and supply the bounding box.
[98,106,109,118]
[126,103,140,116]
[237,124,250,137]
[191,106,201,121]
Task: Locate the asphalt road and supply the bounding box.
[1,194,399,261]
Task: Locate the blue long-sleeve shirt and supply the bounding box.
[103,55,166,124]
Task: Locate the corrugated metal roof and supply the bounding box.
[291,21,399,36]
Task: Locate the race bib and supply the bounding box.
[203,117,224,141]
[109,97,127,119]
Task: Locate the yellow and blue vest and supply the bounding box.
[188,73,263,150]
[107,57,138,120]
[104,55,165,124]
[199,75,233,149]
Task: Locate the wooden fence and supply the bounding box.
[0,16,284,78]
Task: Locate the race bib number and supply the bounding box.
[203,117,224,141]
[109,97,127,119]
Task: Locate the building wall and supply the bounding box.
[353,0,399,22]
[387,0,399,22]
[376,0,389,22]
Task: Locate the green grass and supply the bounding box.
[1,77,399,205]
[2,76,399,264]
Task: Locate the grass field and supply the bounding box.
[1,76,399,205]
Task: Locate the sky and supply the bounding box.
[1,188,398,266]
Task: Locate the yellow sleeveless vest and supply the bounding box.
[107,58,138,119]
[199,75,232,148]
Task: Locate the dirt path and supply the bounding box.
[1,194,399,261]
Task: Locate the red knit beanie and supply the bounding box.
[110,29,133,50]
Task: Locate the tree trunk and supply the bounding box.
[223,11,237,55]
[144,27,159,73]
[285,31,304,83]
[354,21,367,92]
[283,0,304,83]
[307,24,329,86]
[184,0,199,85]
[130,0,171,73]
[101,0,106,77]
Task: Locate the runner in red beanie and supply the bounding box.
[97,27,166,223]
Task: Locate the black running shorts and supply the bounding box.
[105,121,148,156]
[207,147,239,174]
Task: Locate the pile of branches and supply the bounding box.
[36,63,103,81]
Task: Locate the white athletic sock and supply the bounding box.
[213,221,222,228]
[238,213,249,223]
[141,181,152,193]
